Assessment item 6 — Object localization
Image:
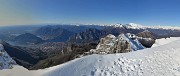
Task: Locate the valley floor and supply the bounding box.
[1,37,180,76]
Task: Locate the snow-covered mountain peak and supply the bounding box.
[105,23,180,30]
[124,23,145,29]
[128,23,143,27]
[108,23,123,27]
[0,44,16,70]
[106,23,145,29]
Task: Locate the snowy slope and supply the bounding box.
[122,33,145,51]
[0,65,46,76]
[152,37,180,47]
[0,44,16,70]
[1,37,180,76]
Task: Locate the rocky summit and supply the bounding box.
[89,33,145,54]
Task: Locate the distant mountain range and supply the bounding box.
[2,23,180,45]
[35,26,74,41]
[105,23,180,30]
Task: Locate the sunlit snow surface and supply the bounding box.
[1,37,180,76]
[152,37,180,47]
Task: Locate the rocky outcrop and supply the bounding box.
[137,30,156,39]
[137,30,156,48]
[89,33,145,54]
[0,44,16,70]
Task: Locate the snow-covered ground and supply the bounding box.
[152,37,180,47]
[0,65,46,76]
[1,37,180,76]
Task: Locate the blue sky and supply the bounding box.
[0,0,180,26]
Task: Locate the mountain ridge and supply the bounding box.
[104,23,180,30]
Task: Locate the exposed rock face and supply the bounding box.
[0,44,16,70]
[89,33,145,54]
[137,30,156,48]
[68,28,106,44]
[35,26,74,42]
[137,30,156,39]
